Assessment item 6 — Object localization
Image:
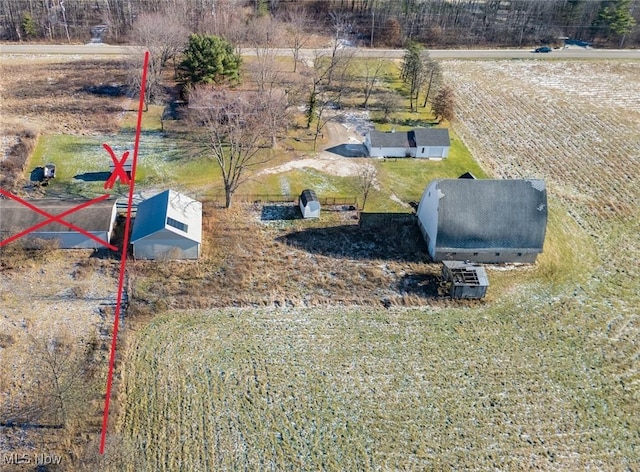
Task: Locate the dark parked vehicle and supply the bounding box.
[534,46,552,53]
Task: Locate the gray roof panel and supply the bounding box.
[435,179,547,251]
[412,128,451,147]
[369,128,450,148]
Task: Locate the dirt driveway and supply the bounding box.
[262,112,372,178]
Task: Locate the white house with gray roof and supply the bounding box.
[364,128,450,159]
[417,179,548,263]
[131,190,202,260]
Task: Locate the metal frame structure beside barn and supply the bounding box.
[441,261,489,299]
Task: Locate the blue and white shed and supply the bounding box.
[131,190,202,260]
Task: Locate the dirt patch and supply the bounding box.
[261,119,372,177]
[0,249,121,466]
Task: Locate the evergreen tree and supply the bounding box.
[595,0,636,46]
[21,12,37,39]
[180,34,241,86]
[401,41,424,112]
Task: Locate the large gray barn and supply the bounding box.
[131,190,202,260]
[0,198,117,249]
[417,179,548,263]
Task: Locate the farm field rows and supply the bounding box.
[114,303,637,471]
[444,60,640,232]
[111,59,640,470]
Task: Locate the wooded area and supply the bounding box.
[1,0,639,48]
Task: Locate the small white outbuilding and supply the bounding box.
[299,189,320,218]
[131,190,202,260]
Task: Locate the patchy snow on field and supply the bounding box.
[0,135,19,161]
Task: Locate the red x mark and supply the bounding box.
[103,143,130,189]
[0,189,118,251]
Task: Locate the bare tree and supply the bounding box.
[0,332,95,429]
[281,6,311,72]
[422,59,442,109]
[128,13,189,110]
[359,58,386,108]
[188,86,279,208]
[378,92,402,123]
[246,17,282,93]
[305,46,355,150]
[431,85,455,123]
[357,164,378,211]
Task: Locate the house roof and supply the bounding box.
[412,128,451,147]
[131,190,202,243]
[433,179,547,251]
[368,130,411,148]
[0,198,116,235]
[368,128,450,148]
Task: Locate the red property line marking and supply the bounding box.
[0,190,116,250]
[103,143,130,189]
[99,50,149,455]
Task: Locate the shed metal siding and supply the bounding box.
[133,238,200,260]
[25,231,110,249]
[299,189,320,218]
[131,190,202,260]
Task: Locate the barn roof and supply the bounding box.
[368,128,450,148]
[433,179,547,251]
[0,198,116,235]
[131,190,202,243]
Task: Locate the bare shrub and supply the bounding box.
[0,127,37,190]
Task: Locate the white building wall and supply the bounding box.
[133,238,200,260]
[416,182,441,259]
[132,228,200,259]
[415,146,450,159]
[29,231,110,249]
[368,146,411,158]
[299,201,320,218]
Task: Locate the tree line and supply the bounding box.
[1,0,638,48]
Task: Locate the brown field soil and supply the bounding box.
[0,247,121,467]
[0,55,128,136]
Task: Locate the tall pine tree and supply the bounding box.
[180,34,241,86]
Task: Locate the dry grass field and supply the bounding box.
[107,60,640,470]
[0,56,127,136]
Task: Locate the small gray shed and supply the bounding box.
[299,189,320,218]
